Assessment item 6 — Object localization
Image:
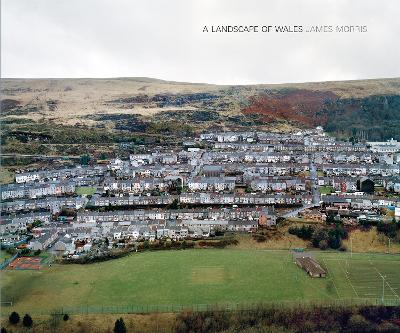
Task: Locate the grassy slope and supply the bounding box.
[2,249,399,315]
[343,228,400,253]
[0,250,12,261]
[0,167,14,184]
[1,77,399,126]
[0,313,177,333]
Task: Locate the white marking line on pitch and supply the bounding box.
[369,260,400,300]
[338,260,359,298]
[322,259,342,299]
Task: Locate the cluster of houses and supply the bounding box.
[321,195,400,210]
[0,212,51,234]
[1,206,275,254]
[320,164,399,177]
[1,129,400,256]
[104,177,169,193]
[14,165,108,184]
[88,193,311,207]
[1,181,77,200]
[1,196,88,214]
[75,207,275,224]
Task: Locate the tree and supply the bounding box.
[318,239,329,250]
[311,228,329,248]
[23,314,33,327]
[32,219,43,228]
[170,198,179,210]
[114,318,127,333]
[6,247,17,256]
[20,248,31,255]
[63,314,69,321]
[288,225,314,240]
[1,327,8,333]
[328,234,342,249]
[377,222,398,239]
[27,219,42,231]
[80,154,91,166]
[9,311,20,325]
[326,214,336,224]
[328,225,347,249]
[172,178,183,195]
[345,314,370,333]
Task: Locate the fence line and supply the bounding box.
[0,252,19,270]
[2,298,400,317]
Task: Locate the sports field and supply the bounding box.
[321,253,400,300]
[7,256,41,270]
[75,186,97,196]
[1,249,399,314]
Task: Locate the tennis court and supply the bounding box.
[7,256,42,270]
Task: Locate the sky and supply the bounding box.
[1,0,399,84]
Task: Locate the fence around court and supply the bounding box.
[2,298,400,317]
[0,253,18,270]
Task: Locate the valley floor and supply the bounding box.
[1,249,399,317]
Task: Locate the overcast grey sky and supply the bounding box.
[1,0,399,84]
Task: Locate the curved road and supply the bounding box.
[279,161,321,218]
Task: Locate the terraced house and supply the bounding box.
[1,129,399,255]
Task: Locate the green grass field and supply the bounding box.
[0,250,12,262]
[319,186,333,194]
[75,186,97,196]
[1,250,399,314]
[321,253,400,300]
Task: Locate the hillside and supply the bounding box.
[1,77,400,140]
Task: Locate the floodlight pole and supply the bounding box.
[377,272,386,304]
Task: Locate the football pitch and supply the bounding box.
[1,250,399,314]
[321,253,400,300]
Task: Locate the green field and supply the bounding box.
[1,250,399,314]
[0,250,12,262]
[319,186,333,194]
[321,253,400,300]
[75,186,97,196]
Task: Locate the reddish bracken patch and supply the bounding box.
[242,89,338,127]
